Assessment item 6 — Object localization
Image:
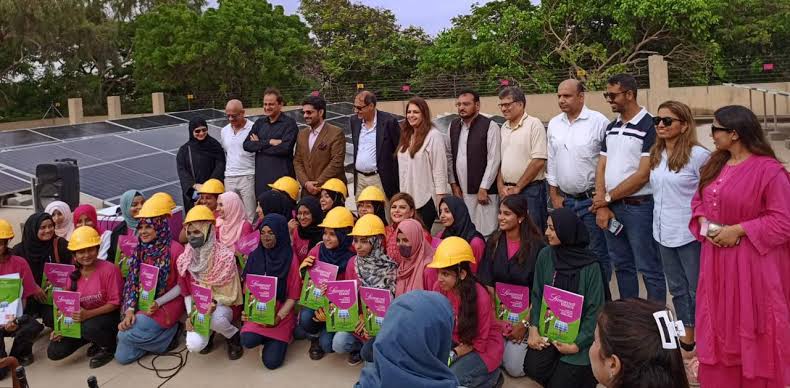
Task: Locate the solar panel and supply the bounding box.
[433,114,459,133]
[0,129,56,148]
[168,109,225,121]
[79,163,165,199]
[60,136,161,162]
[119,126,186,152]
[35,122,127,140]
[140,183,184,207]
[281,109,306,124]
[110,115,185,130]
[327,102,354,115]
[118,153,179,182]
[325,117,351,135]
[490,115,506,125]
[0,170,29,195]
[0,144,103,174]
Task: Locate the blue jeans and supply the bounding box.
[332,331,363,354]
[240,332,289,369]
[295,307,334,353]
[450,351,501,388]
[564,196,612,299]
[658,241,700,326]
[115,314,178,365]
[604,199,666,303]
[514,181,548,233]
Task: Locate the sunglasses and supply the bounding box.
[193,127,208,134]
[353,103,370,111]
[603,91,628,101]
[710,125,734,135]
[652,116,684,127]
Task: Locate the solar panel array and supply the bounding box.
[0,104,368,205]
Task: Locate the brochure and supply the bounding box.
[539,285,585,343]
[495,282,530,324]
[244,274,277,326]
[299,261,338,310]
[235,231,259,272]
[138,263,159,313]
[53,290,81,339]
[190,284,213,337]
[116,234,138,278]
[0,274,22,325]
[359,287,392,336]
[324,280,359,333]
[42,263,76,305]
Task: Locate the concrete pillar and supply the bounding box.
[67,98,84,125]
[107,96,122,119]
[647,55,670,113]
[152,92,165,115]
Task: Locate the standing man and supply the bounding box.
[293,95,347,196]
[243,88,298,198]
[220,99,257,221]
[546,79,613,300]
[496,86,549,232]
[350,90,400,199]
[445,89,501,236]
[589,73,666,303]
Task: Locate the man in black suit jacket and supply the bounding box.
[350,91,400,199]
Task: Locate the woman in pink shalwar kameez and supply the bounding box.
[689,105,790,388]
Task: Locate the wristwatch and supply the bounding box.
[604,192,612,203]
[521,319,530,329]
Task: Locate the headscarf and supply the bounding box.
[244,214,292,301]
[19,212,56,262]
[177,221,237,287]
[120,190,143,231]
[440,196,482,241]
[358,291,458,388]
[44,201,74,239]
[550,208,598,293]
[217,191,246,246]
[73,204,102,233]
[188,117,225,158]
[318,226,354,274]
[258,190,295,220]
[122,216,172,312]
[295,196,324,248]
[395,219,435,296]
[321,190,345,214]
[354,236,397,293]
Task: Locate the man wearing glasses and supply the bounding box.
[350,90,401,200]
[220,99,257,221]
[243,88,299,199]
[445,89,501,236]
[589,73,666,303]
[496,86,549,232]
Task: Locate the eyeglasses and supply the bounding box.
[652,116,684,127]
[710,125,734,135]
[193,127,208,134]
[226,113,241,120]
[603,91,627,101]
[353,103,370,111]
[497,101,519,110]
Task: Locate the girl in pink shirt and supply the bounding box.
[47,226,123,369]
[436,196,485,273]
[288,196,324,263]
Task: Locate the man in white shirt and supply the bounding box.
[547,79,613,299]
[220,99,256,221]
[497,86,549,232]
[446,89,501,236]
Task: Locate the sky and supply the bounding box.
[206,0,495,36]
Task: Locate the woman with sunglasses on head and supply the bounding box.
[108,191,145,264]
[648,101,710,384]
[689,105,790,388]
[177,117,226,212]
[73,204,113,260]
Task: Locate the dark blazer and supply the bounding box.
[243,114,299,198]
[294,122,347,186]
[350,110,400,198]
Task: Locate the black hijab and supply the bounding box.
[322,190,345,214]
[258,190,295,220]
[318,226,354,273]
[296,196,324,247]
[188,118,225,157]
[550,208,598,293]
[244,214,292,301]
[17,212,55,260]
[440,196,483,241]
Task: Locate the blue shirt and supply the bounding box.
[650,145,710,247]
[356,114,378,173]
[601,108,656,196]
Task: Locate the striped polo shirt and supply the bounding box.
[600,107,656,196]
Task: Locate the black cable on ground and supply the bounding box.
[135,331,190,388]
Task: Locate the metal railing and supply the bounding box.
[722,83,790,132]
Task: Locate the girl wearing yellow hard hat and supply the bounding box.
[0,219,46,372]
[429,237,504,388]
[296,206,355,361]
[318,178,348,215]
[116,192,186,365]
[47,226,123,369]
[196,178,225,214]
[12,212,72,330]
[333,214,396,366]
[355,186,387,225]
[288,196,324,263]
[176,205,244,359]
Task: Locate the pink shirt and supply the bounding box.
[291,228,312,262]
[306,245,353,280]
[138,241,185,329]
[506,239,520,259]
[435,282,504,373]
[0,255,41,300]
[435,232,483,273]
[67,260,122,310]
[241,255,302,343]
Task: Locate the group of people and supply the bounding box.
[0,72,787,388]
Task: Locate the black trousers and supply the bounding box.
[0,316,44,359]
[25,300,54,328]
[417,200,438,231]
[524,345,597,388]
[47,312,120,360]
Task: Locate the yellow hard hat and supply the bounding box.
[198,179,225,194]
[320,178,348,198]
[348,214,386,237]
[318,207,355,229]
[184,205,215,224]
[427,236,476,269]
[268,176,300,201]
[68,226,101,251]
[136,192,176,218]
[0,219,14,240]
[356,186,385,203]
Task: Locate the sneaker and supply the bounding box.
[200,332,215,355]
[89,348,114,369]
[86,343,100,358]
[226,332,243,360]
[309,338,325,360]
[347,351,362,366]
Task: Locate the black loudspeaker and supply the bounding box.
[34,158,80,212]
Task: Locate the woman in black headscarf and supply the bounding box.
[257,190,296,222]
[288,196,324,262]
[12,212,73,328]
[177,118,226,212]
[520,208,604,388]
[437,196,486,270]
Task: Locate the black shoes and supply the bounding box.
[347,351,362,366]
[226,332,243,360]
[17,354,34,367]
[308,338,325,360]
[200,332,216,355]
[86,343,100,357]
[89,348,114,369]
